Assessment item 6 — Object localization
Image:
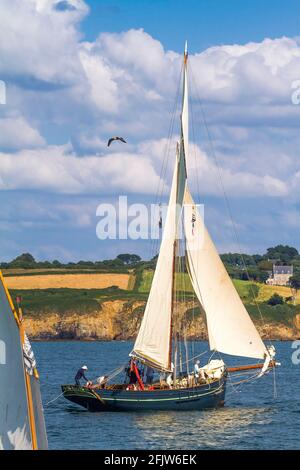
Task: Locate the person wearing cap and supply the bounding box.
[75,365,90,386]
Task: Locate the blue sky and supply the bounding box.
[1,0,300,262]
[81,0,300,52]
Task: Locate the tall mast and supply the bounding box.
[182,40,189,164]
[176,42,189,211]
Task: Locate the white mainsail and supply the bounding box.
[0,271,48,450]
[183,188,268,360]
[130,45,189,371]
[131,159,178,370]
[131,153,180,371]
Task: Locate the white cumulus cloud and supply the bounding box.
[0,116,45,150]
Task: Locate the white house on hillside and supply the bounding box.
[266,264,293,286]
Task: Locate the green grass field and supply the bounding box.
[139,270,193,293]
[137,270,300,326]
[140,270,299,304]
[8,267,300,327]
[232,279,300,305]
[10,287,148,317]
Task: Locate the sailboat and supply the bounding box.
[62,43,277,412]
[0,271,48,449]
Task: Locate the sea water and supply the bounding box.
[34,341,300,450]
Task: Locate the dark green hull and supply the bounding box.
[61,377,226,412]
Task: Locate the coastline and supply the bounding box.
[24,310,300,342]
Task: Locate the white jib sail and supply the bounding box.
[184,188,268,360]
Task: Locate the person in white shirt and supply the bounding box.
[97,375,108,389]
[166,362,174,388]
[194,360,200,385]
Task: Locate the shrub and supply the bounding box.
[267,293,284,306]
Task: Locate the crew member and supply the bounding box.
[146,366,154,385]
[194,360,201,384]
[166,362,174,389]
[75,365,90,386]
[97,375,108,389]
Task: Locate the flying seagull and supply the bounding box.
[107,136,127,147]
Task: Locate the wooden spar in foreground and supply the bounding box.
[227,360,276,373]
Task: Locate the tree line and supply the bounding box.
[1,244,300,285]
[0,252,143,270]
[221,244,300,283]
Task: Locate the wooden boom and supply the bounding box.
[227,360,276,373]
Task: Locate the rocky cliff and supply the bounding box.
[23,299,300,341]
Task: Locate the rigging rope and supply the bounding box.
[92,363,127,384]
[147,61,184,263]
[226,370,263,393]
[183,349,208,365]
[44,392,64,407]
